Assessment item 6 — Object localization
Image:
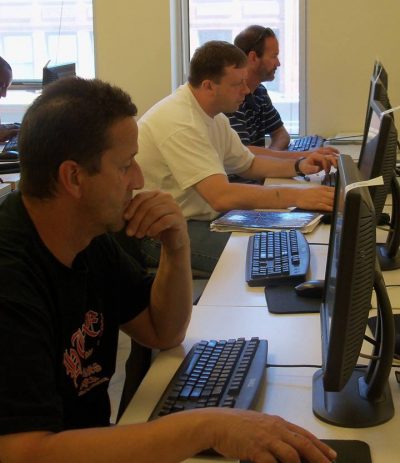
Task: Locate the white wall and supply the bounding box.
[307,0,400,136]
[93,0,172,118]
[93,0,400,134]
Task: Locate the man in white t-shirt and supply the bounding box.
[136,41,336,275]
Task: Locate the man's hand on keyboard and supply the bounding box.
[295,185,335,211]
[0,126,19,143]
[206,408,337,463]
[298,152,338,176]
[305,146,339,158]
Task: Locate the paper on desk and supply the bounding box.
[210,209,323,234]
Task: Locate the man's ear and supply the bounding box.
[247,50,259,66]
[58,160,84,198]
[201,79,215,92]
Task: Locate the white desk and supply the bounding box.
[119,305,400,463]
[0,182,11,204]
[198,228,400,308]
[0,172,20,190]
[199,235,328,307]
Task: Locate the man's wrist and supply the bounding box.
[294,156,306,177]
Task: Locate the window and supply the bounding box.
[184,0,303,135]
[0,0,95,87]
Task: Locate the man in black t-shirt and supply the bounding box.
[0,77,337,463]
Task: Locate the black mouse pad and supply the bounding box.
[264,284,321,314]
[240,439,371,463]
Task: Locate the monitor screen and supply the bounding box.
[42,62,76,87]
[313,154,394,428]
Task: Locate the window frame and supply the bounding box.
[0,0,94,91]
[172,0,307,136]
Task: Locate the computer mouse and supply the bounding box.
[294,279,325,298]
[0,150,19,161]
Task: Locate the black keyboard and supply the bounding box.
[148,337,267,419]
[246,230,310,287]
[2,134,18,154]
[321,171,337,187]
[288,135,324,151]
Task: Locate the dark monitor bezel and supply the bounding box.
[358,98,398,218]
[359,77,393,166]
[42,62,76,87]
[321,154,376,391]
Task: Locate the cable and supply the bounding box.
[376,225,394,232]
[325,134,364,142]
[266,363,321,369]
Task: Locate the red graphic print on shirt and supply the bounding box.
[63,310,109,396]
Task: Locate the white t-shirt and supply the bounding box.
[136,84,254,221]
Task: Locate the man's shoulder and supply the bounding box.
[139,85,191,122]
[254,84,268,95]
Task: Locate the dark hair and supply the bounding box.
[234,25,276,57]
[19,77,137,199]
[0,56,11,72]
[188,40,247,88]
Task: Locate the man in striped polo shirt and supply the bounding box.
[228,26,290,151]
[226,26,336,185]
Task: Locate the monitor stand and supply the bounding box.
[312,267,395,427]
[377,173,400,270]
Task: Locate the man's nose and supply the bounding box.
[130,161,145,190]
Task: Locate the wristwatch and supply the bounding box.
[294,156,306,177]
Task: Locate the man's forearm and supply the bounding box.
[268,126,291,150]
[149,237,193,347]
[0,413,213,463]
[242,155,296,178]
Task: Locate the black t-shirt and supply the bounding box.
[0,192,153,434]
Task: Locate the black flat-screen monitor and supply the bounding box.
[358,97,398,218]
[374,60,388,90]
[42,62,76,87]
[359,75,392,163]
[313,154,394,428]
[357,82,400,270]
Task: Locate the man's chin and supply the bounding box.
[106,218,127,234]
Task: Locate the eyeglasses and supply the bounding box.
[247,27,275,54]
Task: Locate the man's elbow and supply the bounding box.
[158,332,186,350]
[206,195,231,213]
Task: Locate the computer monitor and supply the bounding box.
[359,97,398,217]
[42,62,76,87]
[359,75,392,162]
[374,60,388,90]
[358,89,400,270]
[313,154,395,428]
